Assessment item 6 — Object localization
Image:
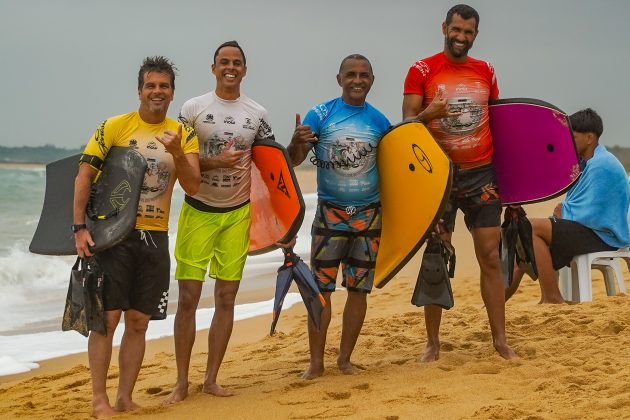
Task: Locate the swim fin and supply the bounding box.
[500,207,519,288]
[411,237,455,310]
[515,209,538,280]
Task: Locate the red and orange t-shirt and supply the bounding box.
[404,52,499,167]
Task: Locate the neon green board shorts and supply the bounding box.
[174,200,251,281]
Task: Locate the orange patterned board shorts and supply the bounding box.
[310,201,381,293]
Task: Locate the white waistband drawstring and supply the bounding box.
[139,230,157,248]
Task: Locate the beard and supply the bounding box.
[445,36,473,58]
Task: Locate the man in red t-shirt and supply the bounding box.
[402,4,516,362]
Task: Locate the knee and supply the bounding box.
[477,246,501,271]
[177,291,200,314]
[105,318,119,336]
[124,312,150,335]
[347,290,367,305]
[98,311,121,337]
[214,288,238,310]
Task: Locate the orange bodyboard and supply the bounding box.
[249,140,305,255]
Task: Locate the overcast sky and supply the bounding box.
[2,0,629,149]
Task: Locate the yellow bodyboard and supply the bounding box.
[374,122,452,288]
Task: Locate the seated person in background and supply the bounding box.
[505,108,630,303]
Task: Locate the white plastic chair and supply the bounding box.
[559,202,630,302]
[559,249,630,302]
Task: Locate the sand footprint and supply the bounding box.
[325,391,351,400]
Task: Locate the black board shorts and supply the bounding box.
[441,164,502,232]
[549,217,616,270]
[95,229,170,319]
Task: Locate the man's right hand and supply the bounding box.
[291,113,317,146]
[218,140,246,168]
[202,139,246,170]
[416,89,458,123]
[75,229,95,258]
[288,113,317,166]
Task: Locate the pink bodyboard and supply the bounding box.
[490,99,581,205]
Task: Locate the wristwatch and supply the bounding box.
[71,224,87,233]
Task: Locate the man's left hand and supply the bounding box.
[156,124,185,157]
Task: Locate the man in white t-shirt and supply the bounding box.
[164,41,275,403]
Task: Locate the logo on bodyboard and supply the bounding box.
[274,170,290,199]
[110,180,132,210]
[410,144,433,173]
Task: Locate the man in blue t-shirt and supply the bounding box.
[288,54,391,379]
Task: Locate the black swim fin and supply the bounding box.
[500,207,519,288]
[411,237,455,310]
[515,208,539,280]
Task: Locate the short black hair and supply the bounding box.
[338,54,373,74]
[446,4,480,30]
[137,56,177,90]
[569,108,604,139]
[213,40,246,66]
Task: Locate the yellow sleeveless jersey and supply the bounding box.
[82,112,199,231]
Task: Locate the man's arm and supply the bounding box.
[177,153,201,196]
[287,113,317,166]
[156,124,201,196]
[73,163,98,257]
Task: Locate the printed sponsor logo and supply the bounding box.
[95,120,108,156]
[313,104,328,121]
[412,60,429,77]
[129,139,138,149]
[147,141,158,150]
[224,116,235,124]
[203,114,215,124]
[242,117,255,130]
[257,118,273,139]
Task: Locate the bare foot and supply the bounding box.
[337,360,361,375]
[92,399,118,419]
[163,383,189,405]
[417,343,440,363]
[114,399,140,413]
[493,341,518,360]
[300,365,324,380]
[202,383,234,397]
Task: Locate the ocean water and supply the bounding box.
[0,165,316,376]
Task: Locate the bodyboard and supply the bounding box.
[29,147,146,255]
[489,98,581,205]
[374,122,453,288]
[249,140,305,255]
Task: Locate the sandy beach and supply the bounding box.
[2,167,629,419]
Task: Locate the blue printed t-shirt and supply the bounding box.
[303,97,391,206]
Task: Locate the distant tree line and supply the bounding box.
[0,144,84,164]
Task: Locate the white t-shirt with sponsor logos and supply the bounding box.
[179,91,275,208]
